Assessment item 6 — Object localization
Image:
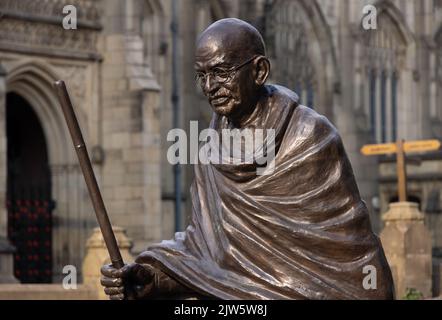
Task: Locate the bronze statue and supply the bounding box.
[101,18,394,300]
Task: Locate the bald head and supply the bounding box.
[196,18,266,65]
[195,18,270,122]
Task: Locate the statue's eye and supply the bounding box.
[213,68,228,74]
[213,69,231,81]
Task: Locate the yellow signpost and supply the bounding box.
[361,143,397,156]
[361,139,441,202]
[361,140,441,156]
[403,140,441,153]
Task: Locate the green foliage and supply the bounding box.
[402,288,424,300]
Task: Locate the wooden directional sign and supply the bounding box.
[361,139,441,156]
[403,139,441,153]
[361,143,397,156]
[361,139,441,203]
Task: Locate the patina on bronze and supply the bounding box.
[54,80,124,270]
[101,18,394,300]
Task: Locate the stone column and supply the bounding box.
[430,78,437,119]
[51,164,70,283]
[385,71,392,142]
[364,68,371,119]
[375,70,382,142]
[82,227,134,300]
[0,64,6,246]
[380,202,433,298]
[0,238,17,283]
[0,64,18,283]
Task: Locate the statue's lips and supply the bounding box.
[210,96,230,107]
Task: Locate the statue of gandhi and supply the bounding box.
[101,18,394,300]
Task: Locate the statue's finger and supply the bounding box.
[100,264,118,277]
[101,264,124,278]
[109,293,125,300]
[100,264,112,276]
[100,276,123,287]
[104,286,125,296]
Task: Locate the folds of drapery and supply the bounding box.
[136,85,394,300]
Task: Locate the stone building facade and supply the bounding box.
[0,0,441,287]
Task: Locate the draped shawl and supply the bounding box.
[136,85,394,300]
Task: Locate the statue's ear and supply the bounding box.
[254,56,270,86]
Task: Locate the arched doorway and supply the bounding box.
[5,60,93,283]
[6,92,54,283]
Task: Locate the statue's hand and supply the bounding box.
[100,263,155,300]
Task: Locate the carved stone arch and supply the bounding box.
[360,0,417,143]
[5,60,76,166]
[375,0,415,47]
[144,0,164,15]
[141,0,167,80]
[265,0,338,120]
[4,60,93,281]
[297,0,339,84]
[362,1,416,69]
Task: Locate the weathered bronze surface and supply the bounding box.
[101,18,394,300]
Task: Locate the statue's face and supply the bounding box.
[195,40,257,118]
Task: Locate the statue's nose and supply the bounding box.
[203,74,218,95]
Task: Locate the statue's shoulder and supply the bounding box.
[267,84,338,135]
[266,84,299,109]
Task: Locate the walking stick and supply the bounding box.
[53,80,124,269]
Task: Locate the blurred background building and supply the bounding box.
[0,0,441,296]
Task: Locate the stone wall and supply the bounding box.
[380,202,433,298]
[99,9,163,252]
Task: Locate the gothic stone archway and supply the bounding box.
[6,92,54,283]
[3,61,92,282]
[265,0,339,121]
